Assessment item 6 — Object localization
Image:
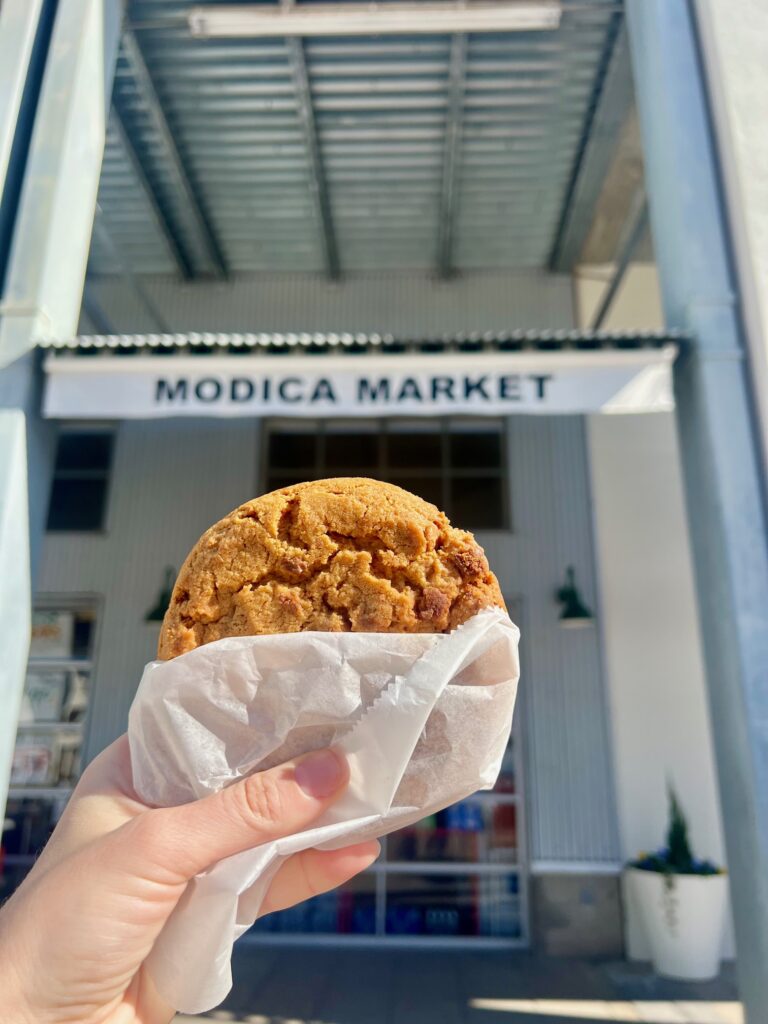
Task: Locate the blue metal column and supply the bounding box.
[626,2,768,1018]
[0,0,122,819]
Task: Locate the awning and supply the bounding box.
[41,330,682,419]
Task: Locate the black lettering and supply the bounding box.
[397,377,423,402]
[431,377,455,401]
[499,375,522,400]
[156,378,187,403]
[263,378,271,402]
[231,378,255,402]
[358,377,390,403]
[463,376,490,400]
[529,374,552,400]
[278,377,303,403]
[194,378,222,403]
[311,378,337,403]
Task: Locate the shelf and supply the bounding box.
[372,861,521,876]
[7,787,74,801]
[16,722,83,733]
[27,660,92,672]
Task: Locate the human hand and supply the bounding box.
[0,737,378,1024]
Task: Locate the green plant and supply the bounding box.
[629,785,722,877]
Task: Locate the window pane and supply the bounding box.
[324,431,378,470]
[387,475,443,508]
[386,798,518,865]
[266,474,306,493]
[449,476,504,530]
[251,874,376,935]
[449,431,502,469]
[46,479,108,531]
[71,611,96,660]
[385,430,441,468]
[55,432,112,472]
[268,431,317,470]
[385,872,521,938]
[494,743,517,795]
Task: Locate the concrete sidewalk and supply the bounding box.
[176,947,741,1024]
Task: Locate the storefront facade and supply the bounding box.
[2,1,768,1017]
[6,304,684,953]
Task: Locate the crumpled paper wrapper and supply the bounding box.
[127,607,520,1013]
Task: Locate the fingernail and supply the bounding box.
[295,749,346,799]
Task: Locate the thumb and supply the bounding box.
[114,747,349,884]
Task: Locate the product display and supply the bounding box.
[3,605,95,894]
[19,672,66,722]
[158,477,505,659]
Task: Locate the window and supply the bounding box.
[46,429,114,532]
[264,418,509,530]
[2,601,97,901]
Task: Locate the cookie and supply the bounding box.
[158,477,505,660]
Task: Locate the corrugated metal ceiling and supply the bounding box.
[91,0,623,278]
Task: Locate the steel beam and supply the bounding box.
[0,0,46,195]
[82,279,116,335]
[91,212,169,332]
[549,20,633,271]
[589,187,646,330]
[285,35,340,278]
[437,33,466,278]
[626,2,768,1020]
[119,30,228,279]
[110,110,193,281]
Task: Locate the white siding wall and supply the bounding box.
[588,412,734,956]
[38,412,620,865]
[497,416,619,865]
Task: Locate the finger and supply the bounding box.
[260,841,381,916]
[117,748,349,883]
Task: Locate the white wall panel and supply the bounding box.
[487,416,619,864]
[588,411,732,954]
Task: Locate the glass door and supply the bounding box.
[251,589,527,947]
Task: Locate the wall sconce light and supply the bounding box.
[145,566,176,623]
[556,566,594,629]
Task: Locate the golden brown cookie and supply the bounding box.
[158,478,505,660]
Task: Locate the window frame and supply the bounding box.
[261,416,512,532]
[46,424,116,535]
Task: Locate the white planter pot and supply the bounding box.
[624,867,727,981]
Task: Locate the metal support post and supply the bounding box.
[0,0,123,823]
[0,412,30,818]
[626,2,768,1018]
[0,0,123,367]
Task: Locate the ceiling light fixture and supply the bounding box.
[188,3,562,39]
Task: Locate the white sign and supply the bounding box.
[43,348,676,418]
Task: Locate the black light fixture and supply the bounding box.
[556,566,594,629]
[145,566,176,623]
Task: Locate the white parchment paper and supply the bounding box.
[127,607,520,1013]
